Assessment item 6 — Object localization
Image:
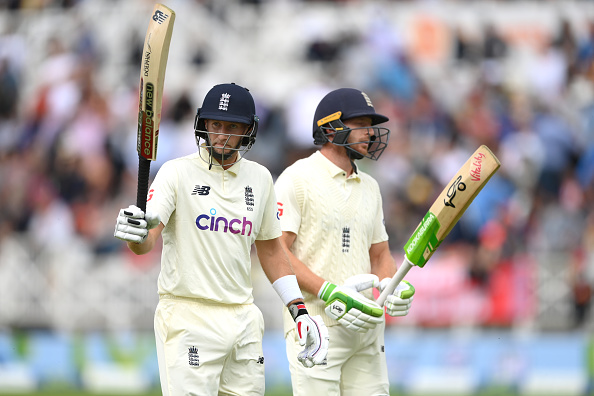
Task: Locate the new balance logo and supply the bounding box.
[188,346,199,367]
[219,93,231,111]
[192,185,211,196]
[152,10,169,24]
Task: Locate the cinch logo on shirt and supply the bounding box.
[196,208,253,236]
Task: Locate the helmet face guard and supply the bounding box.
[194,112,259,162]
[312,88,391,161]
[193,83,259,167]
[315,115,389,161]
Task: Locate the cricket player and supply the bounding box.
[114,83,329,396]
[275,88,415,395]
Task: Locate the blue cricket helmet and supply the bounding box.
[194,82,259,147]
[312,88,390,161]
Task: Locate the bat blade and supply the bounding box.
[136,3,175,212]
[377,145,501,306]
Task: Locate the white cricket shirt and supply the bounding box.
[275,151,389,331]
[147,147,281,305]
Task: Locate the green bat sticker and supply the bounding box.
[404,212,441,268]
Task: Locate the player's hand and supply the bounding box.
[114,205,161,244]
[318,274,384,333]
[289,302,329,368]
[378,278,415,317]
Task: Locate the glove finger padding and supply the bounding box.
[114,216,148,243]
[114,205,161,243]
[337,307,383,332]
[379,279,415,317]
[120,205,145,219]
[117,213,149,231]
[296,314,329,367]
[324,286,384,333]
[384,295,414,317]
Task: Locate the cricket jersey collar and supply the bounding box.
[313,151,361,182]
[196,146,241,175]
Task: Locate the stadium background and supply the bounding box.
[0,0,593,395]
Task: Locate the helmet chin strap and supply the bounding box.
[346,147,364,161]
[346,148,360,174]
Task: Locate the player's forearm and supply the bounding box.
[287,254,325,296]
[127,240,153,255]
[126,227,160,255]
[278,233,324,295]
[255,238,294,283]
[370,241,397,280]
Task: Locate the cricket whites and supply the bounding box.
[136,3,175,212]
[377,145,501,306]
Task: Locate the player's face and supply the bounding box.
[205,119,249,157]
[344,116,374,157]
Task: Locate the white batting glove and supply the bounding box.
[289,302,329,368]
[114,205,161,244]
[319,274,384,333]
[378,278,415,317]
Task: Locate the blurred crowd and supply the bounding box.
[0,0,593,331]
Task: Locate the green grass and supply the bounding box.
[0,387,294,396]
[0,389,527,396]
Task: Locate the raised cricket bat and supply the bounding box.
[136,3,175,212]
[377,145,501,306]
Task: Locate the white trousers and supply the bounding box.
[286,320,389,396]
[155,296,265,396]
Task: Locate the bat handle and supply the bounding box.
[377,256,415,307]
[136,156,151,214]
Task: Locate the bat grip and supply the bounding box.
[136,156,151,213]
[377,256,414,307]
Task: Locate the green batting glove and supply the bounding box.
[318,274,384,333]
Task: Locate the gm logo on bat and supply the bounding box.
[153,10,169,24]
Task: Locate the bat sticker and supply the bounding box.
[444,175,466,208]
[153,10,169,24]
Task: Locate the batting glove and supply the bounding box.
[114,205,161,244]
[378,278,415,317]
[319,274,384,333]
[289,302,329,368]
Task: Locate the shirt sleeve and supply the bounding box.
[274,169,302,235]
[256,169,282,241]
[146,161,178,226]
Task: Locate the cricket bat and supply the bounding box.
[377,145,501,306]
[136,3,175,212]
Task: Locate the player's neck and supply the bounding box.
[221,155,239,170]
[320,145,354,176]
[210,153,238,170]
